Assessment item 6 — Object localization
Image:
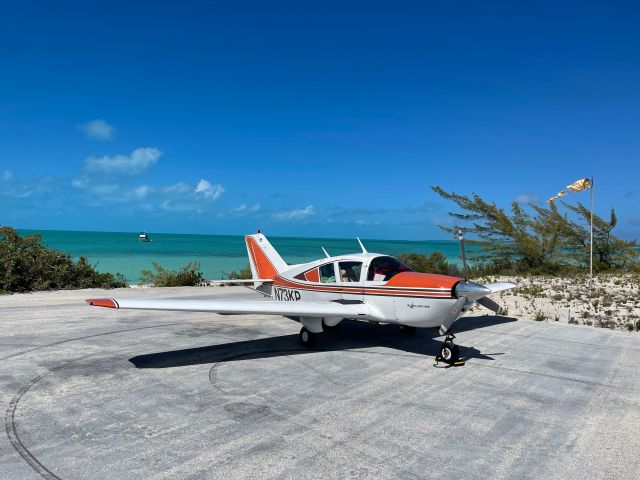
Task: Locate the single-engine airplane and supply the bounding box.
[87,232,515,364]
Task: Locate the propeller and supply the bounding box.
[477,296,507,315]
[456,229,507,315]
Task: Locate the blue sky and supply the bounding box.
[1,1,639,240]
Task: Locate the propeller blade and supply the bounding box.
[477,296,506,315]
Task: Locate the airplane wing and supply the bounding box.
[86,297,381,320]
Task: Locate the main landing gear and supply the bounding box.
[435,331,464,366]
[299,327,317,347]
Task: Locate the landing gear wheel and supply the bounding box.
[438,341,460,364]
[400,325,417,334]
[299,327,316,347]
[322,319,341,331]
[435,331,462,365]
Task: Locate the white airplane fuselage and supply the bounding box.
[266,252,469,329]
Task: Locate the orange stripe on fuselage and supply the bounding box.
[273,276,454,299]
[246,236,278,279]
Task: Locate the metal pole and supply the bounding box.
[589,176,594,292]
[457,229,468,281]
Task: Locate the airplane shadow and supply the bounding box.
[130,315,516,369]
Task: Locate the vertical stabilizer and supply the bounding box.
[245,233,288,281]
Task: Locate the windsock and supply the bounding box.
[548,178,592,203]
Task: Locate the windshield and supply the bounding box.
[366,256,412,281]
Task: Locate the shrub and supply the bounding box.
[140,261,204,287]
[227,264,253,280]
[534,311,547,321]
[0,226,127,293]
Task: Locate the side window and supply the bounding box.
[367,256,412,281]
[338,262,362,283]
[319,263,336,283]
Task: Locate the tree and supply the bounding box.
[556,202,637,270]
[432,186,565,273]
[396,252,460,276]
[431,186,636,273]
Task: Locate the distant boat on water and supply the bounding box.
[138,232,151,242]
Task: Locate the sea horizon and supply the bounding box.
[18,228,472,283]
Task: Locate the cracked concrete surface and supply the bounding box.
[1,286,640,479]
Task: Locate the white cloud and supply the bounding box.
[133,185,152,199]
[272,205,315,221]
[232,203,261,213]
[515,193,540,205]
[90,184,119,196]
[2,170,12,181]
[195,179,224,200]
[85,147,161,175]
[163,182,192,194]
[80,119,115,140]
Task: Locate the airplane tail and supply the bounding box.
[245,232,288,280]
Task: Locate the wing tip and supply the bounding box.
[86,298,119,308]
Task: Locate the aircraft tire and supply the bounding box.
[299,327,316,347]
[439,341,459,364]
[400,325,417,334]
[322,319,341,331]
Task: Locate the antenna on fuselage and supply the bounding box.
[356,237,368,254]
[321,247,330,258]
[457,229,468,281]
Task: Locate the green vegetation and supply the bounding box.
[0,226,127,293]
[140,261,204,287]
[226,264,253,280]
[534,311,547,321]
[396,252,460,276]
[432,186,638,275]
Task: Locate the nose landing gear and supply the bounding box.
[435,331,465,366]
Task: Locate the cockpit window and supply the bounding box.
[366,256,412,281]
[319,263,336,283]
[339,261,362,282]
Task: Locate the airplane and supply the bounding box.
[87,231,515,365]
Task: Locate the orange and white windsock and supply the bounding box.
[548,178,592,204]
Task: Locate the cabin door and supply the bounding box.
[337,261,364,302]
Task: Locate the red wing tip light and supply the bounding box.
[86,298,119,308]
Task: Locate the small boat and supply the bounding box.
[138,232,151,242]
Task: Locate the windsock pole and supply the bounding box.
[589,177,594,292]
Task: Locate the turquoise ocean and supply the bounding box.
[21,229,472,283]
